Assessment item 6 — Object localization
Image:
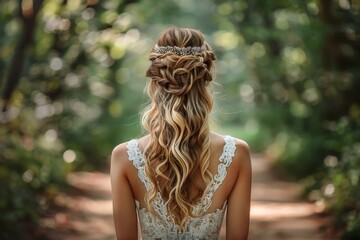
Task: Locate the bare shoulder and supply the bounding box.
[232,137,252,174]
[210,132,251,171]
[110,142,132,178]
[233,137,251,158]
[111,135,149,175]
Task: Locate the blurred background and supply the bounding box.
[0,0,359,239]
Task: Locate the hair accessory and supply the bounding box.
[154,44,206,56]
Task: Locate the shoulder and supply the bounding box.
[232,137,252,175]
[210,132,251,172]
[112,142,129,158]
[233,137,250,158]
[110,141,132,179]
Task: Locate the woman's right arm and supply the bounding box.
[226,139,252,240]
[110,143,138,240]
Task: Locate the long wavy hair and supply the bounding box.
[141,27,216,228]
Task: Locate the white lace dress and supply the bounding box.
[126,135,236,240]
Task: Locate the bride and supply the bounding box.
[110,27,252,240]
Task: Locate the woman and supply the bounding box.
[111,27,252,240]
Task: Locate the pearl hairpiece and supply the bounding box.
[154,44,206,56]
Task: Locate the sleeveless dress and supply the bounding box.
[126,135,236,240]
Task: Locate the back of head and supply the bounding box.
[142,27,216,228]
[146,28,215,96]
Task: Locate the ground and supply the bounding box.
[36,154,336,240]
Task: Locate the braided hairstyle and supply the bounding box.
[141,27,216,229]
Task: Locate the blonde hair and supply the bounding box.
[141,27,216,228]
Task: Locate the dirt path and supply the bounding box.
[244,154,333,240]
[37,154,333,239]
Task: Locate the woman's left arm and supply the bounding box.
[226,139,252,240]
[110,143,138,240]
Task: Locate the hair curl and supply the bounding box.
[141,27,216,229]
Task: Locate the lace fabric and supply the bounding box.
[126,135,236,240]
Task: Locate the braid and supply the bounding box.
[141,27,216,228]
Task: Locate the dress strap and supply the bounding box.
[126,140,152,190]
[126,140,169,221]
[194,135,236,214]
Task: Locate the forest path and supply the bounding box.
[37,154,332,240]
[235,154,332,240]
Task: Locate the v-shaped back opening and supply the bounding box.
[126,135,236,218]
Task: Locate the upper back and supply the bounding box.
[125,132,238,239]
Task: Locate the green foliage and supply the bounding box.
[213,0,360,237]
[268,133,326,179]
[0,0,144,236]
[0,130,67,239]
[303,117,360,239]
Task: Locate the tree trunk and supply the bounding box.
[1,0,44,111]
